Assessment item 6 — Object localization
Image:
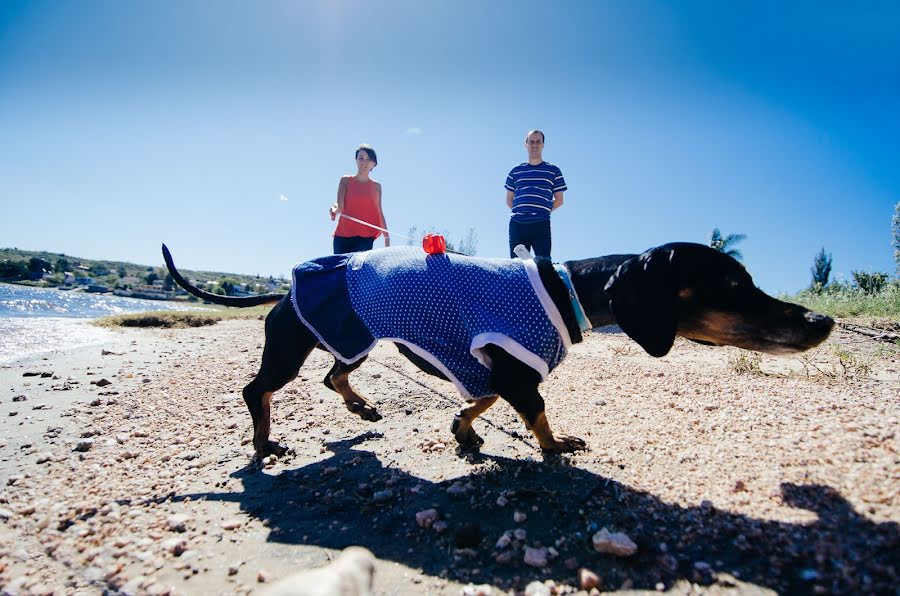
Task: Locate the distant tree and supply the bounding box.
[447,228,479,256]
[708,228,746,261]
[117,266,127,278]
[0,260,28,279]
[145,272,159,285]
[852,271,888,295]
[220,280,235,296]
[54,258,70,273]
[27,257,52,273]
[212,286,226,296]
[892,201,899,276]
[810,247,832,290]
[162,273,174,291]
[405,226,479,256]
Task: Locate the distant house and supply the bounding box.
[63,272,76,285]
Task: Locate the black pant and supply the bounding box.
[333,235,376,254]
[509,219,551,258]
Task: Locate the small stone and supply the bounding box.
[166,514,191,532]
[12,395,26,402]
[513,511,527,523]
[495,533,512,549]
[373,489,393,502]
[432,520,448,533]
[447,482,467,497]
[221,518,243,530]
[579,568,600,590]
[523,546,549,568]
[162,538,187,556]
[415,509,438,528]
[523,580,551,596]
[592,527,637,556]
[257,569,270,583]
[74,439,94,452]
[36,453,52,464]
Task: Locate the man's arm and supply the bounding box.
[551,191,564,211]
[506,190,515,209]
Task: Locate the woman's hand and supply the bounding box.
[329,203,339,221]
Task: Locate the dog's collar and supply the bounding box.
[553,264,592,334]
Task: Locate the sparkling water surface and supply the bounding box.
[0,283,205,364]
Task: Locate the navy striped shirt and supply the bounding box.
[505,162,567,223]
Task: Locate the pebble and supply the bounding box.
[523,546,548,568]
[221,519,243,530]
[524,580,551,596]
[513,511,527,523]
[592,527,637,556]
[165,514,191,532]
[579,568,600,590]
[74,439,94,452]
[415,508,438,528]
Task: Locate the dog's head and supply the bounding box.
[604,243,834,357]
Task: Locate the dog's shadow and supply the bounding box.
[182,434,897,593]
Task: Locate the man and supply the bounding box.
[504,130,567,258]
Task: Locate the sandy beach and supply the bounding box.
[0,317,897,595]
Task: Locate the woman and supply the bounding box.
[329,144,390,253]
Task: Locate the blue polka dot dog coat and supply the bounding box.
[290,246,582,399]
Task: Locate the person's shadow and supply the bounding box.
[180,433,897,594]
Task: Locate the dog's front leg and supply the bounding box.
[486,345,586,453]
[325,358,383,422]
[451,395,499,450]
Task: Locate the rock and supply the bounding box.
[36,453,52,464]
[524,546,549,568]
[221,519,243,530]
[592,527,637,556]
[447,482,467,497]
[514,511,527,523]
[462,584,494,596]
[372,489,393,503]
[524,580,551,596]
[162,538,187,556]
[74,439,94,452]
[415,508,438,528]
[166,514,191,532]
[259,546,374,596]
[12,395,26,402]
[94,378,113,387]
[0,508,14,520]
[579,568,600,590]
[495,532,512,549]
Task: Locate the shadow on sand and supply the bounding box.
[180,433,897,593]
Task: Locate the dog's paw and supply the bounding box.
[451,415,484,450]
[540,435,587,453]
[255,439,288,459]
[348,401,383,422]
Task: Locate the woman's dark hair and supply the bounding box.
[355,144,377,165]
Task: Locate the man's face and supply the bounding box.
[525,133,544,159]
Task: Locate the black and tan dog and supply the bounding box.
[162,242,833,459]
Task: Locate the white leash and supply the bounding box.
[336,212,413,241]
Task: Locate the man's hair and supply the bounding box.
[355,144,378,165]
[525,130,545,143]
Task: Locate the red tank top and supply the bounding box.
[334,177,381,238]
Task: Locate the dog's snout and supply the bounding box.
[804,311,834,331]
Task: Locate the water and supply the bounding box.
[0,283,205,364]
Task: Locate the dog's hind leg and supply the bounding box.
[324,358,383,422]
[485,345,586,453]
[450,395,499,450]
[243,299,317,460]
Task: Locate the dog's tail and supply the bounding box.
[161,244,285,307]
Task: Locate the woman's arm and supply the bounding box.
[375,182,390,246]
[331,176,349,220]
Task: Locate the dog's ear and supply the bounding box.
[604,246,676,357]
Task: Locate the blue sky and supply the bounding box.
[1,1,898,293]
